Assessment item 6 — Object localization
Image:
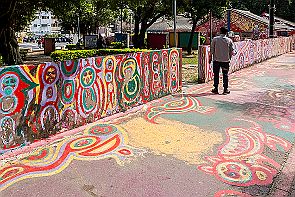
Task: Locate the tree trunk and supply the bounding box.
[0,26,23,66]
[0,0,22,66]
[138,20,147,49]
[187,19,197,55]
[133,16,148,49]
[133,7,141,48]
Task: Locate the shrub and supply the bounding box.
[0,55,3,66]
[50,48,149,62]
[110,42,124,49]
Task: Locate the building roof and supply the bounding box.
[233,9,295,31]
[262,13,295,31]
[195,9,295,33]
[147,16,193,33]
[233,9,269,25]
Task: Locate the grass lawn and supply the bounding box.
[181,50,198,83]
[182,50,198,65]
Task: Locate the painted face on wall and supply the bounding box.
[44,66,58,84]
[0,74,19,115]
[1,75,19,95]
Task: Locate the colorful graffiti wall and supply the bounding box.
[0,49,182,153]
[198,37,293,83]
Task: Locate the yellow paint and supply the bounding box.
[23,65,41,103]
[0,124,133,192]
[121,117,223,165]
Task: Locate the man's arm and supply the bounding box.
[210,38,215,62]
[229,39,235,60]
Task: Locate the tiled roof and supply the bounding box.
[234,9,295,31]
[263,13,295,29]
[147,16,193,33]
[233,9,269,25]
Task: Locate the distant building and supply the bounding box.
[195,9,295,43]
[29,11,61,36]
[147,16,200,50]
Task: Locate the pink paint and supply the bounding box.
[198,37,294,83]
[214,190,251,197]
[0,104,144,160]
[198,119,292,187]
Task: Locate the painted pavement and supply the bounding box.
[1,52,295,196]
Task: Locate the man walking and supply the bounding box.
[210,27,234,95]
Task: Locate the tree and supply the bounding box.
[230,0,269,15]
[0,0,74,65]
[114,0,173,48]
[182,0,227,55]
[0,0,40,65]
[0,0,117,66]
[230,0,295,22]
[53,0,117,35]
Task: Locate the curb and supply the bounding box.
[270,141,295,196]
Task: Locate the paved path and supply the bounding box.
[1,52,295,197]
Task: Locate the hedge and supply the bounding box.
[65,44,80,50]
[50,49,149,62]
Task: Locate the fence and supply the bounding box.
[198,37,294,83]
[0,48,182,153]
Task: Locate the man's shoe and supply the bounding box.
[211,88,219,94]
[223,89,230,95]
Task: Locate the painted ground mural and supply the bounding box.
[0,123,138,192]
[0,49,182,154]
[198,37,294,83]
[0,52,294,196]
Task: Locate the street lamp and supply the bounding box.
[77,16,80,40]
[227,3,232,32]
[173,0,177,48]
[269,0,275,38]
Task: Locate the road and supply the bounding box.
[19,42,69,51]
[1,52,295,197]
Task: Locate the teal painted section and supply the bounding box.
[178,32,199,50]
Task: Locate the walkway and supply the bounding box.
[1,52,295,197]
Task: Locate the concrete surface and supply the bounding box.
[1,52,295,197]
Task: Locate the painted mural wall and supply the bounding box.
[0,48,182,153]
[198,37,294,83]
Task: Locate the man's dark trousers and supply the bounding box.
[213,61,230,89]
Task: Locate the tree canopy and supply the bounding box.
[181,0,227,54]
[230,0,295,22]
[51,0,117,35]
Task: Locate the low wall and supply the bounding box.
[198,37,294,83]
[0,48,182,153]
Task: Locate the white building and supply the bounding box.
[29,11,61,35]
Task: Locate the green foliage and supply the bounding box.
[114,0,173,48]
[230,0,295,22]
[51,0,117,35]
[181,0,227,54]
[110,42,124,49]
[50,48,149,62]
[182,55,198,65]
